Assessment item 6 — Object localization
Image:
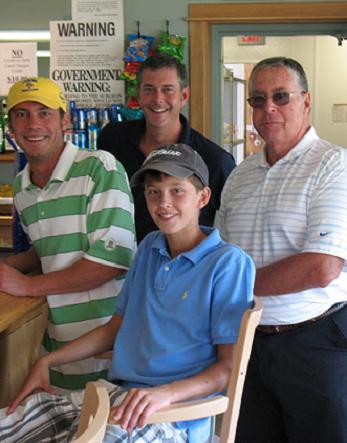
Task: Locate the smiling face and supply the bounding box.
[251,66,311,164]
[9,101,68,166]
[144,173,210,241]
[138,67,189,133]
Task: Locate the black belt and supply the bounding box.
[257,301,347,335]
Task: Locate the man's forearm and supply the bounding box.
[254,252,344,296]
[0,257,126,297]
[4,247,41,274]
[28,257,126,296]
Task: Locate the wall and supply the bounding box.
[0,1,71,29]
[0,0,189,39]
[315,36,347,145]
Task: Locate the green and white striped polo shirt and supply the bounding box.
[13,142,136,389]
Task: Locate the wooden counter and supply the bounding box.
[0,215,12,249]
[0,152,15,163]
[0,291,46,333]
[0,291,48,407]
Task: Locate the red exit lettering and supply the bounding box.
[242,35,261,43]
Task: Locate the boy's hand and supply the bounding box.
[109,385,173,431]
[7,356,56,414]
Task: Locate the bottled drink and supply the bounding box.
[73,130,88,149]
[72,108,87,130]
[98,108,110,128]
[86,108,98,128]
[87,126,99,150]
[111,104,123,122]
[0,100,6,153]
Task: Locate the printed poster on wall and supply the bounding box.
[49,16,124,108]
[0,42,37,96]
[72,0,122,21]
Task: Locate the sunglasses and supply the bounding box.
[247,91,306,108]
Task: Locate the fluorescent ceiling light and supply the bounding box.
[37,50,51,58]
[0,31,50,41]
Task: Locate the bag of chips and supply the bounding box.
[157,32,186,62]
[123,34,154,62]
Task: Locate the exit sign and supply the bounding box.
[238,35,265,45]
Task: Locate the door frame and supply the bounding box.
[188,2,347,137]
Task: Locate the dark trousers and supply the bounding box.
[236,304,347,443]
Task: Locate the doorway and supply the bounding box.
[187,2,347,143]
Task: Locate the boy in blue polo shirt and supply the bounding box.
[4,144,255,443]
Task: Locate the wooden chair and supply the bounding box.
[146,297,263,443]
[73,381,110,443]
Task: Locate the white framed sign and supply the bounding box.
[0,42,37,96]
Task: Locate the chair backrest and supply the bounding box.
[73,381,110,443]
[219,296,262,443]
[147,297,262,443]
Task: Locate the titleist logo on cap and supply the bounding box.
[144,148,182,164]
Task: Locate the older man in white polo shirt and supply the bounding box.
[216,57,347,443]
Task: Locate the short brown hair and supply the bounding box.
[137,53,188,89]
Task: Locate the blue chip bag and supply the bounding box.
[123,34,155,62]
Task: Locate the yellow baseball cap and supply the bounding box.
[7,77,67,112]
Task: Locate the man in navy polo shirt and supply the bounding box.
[98,53,235,242]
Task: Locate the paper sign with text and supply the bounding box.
[0,42,37,96]
[72,0,122,21]
[49,19,124,108]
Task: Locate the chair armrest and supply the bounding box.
[146,395,229,424]
[74,381,110,442]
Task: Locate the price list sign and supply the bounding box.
[0,42,37,96]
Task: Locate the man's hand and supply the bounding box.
[0,261,31,296]
[109,385,174,431]
[7,356,56,414]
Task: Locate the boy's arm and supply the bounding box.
[0,257,126,297]
[110,343,234,431]
[7,314,122,414]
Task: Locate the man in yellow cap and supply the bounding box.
[0,77,136,390]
